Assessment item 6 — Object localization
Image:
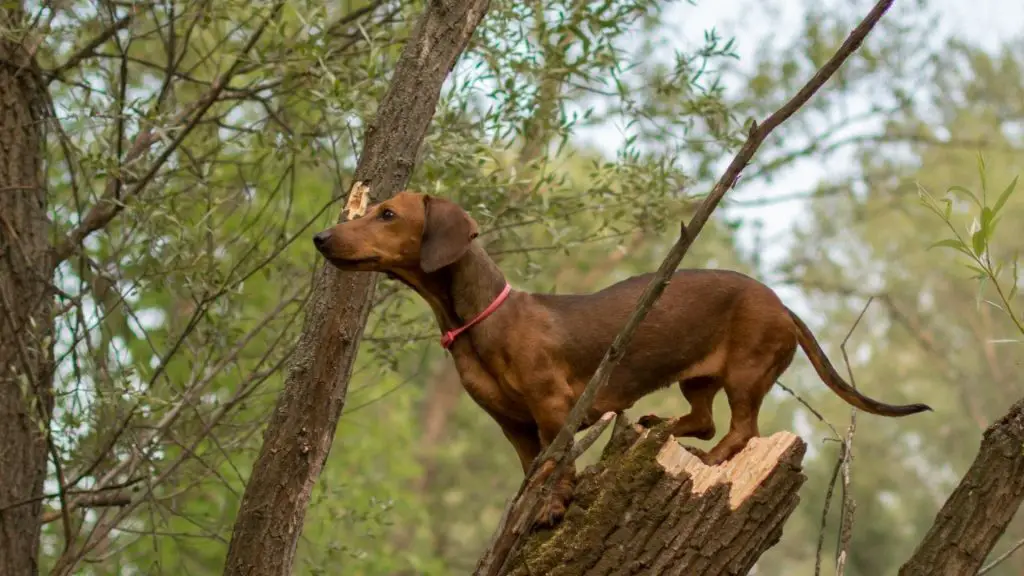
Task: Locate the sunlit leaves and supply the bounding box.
[919,159,1023,336]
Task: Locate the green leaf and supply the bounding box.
[928,238,965,252]
[948,185,981,208]
[990,215,1002,237]
[977,153,988,196]
[966,264,988,279]
[972,229,986,257]
[981,206,995,240]
[993,175,1018,215]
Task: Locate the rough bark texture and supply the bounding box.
[222,2,491,575]
[504,421,807,576]
[900,398,1024,576]
[0,15,54,576]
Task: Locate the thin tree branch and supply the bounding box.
[47,14,135,81]
[835,297,872,575]
[42,491,134,524]
[815,451,844,576]
[50,1,285,268]
[568,412,615,461]
[979,536,1024,575]
[476,2,896,573]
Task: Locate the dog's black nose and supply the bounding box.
[312,231,331,250]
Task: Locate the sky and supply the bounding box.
[571,0,1023,442]
[578,0,1023,304]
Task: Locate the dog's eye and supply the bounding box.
[379,208,396,221]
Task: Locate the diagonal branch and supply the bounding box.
[475,1,896,573]
[49,2,285,269]
[47,14,135,82]
[900,397,1024,575]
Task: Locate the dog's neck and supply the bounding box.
[389,241,508,333]
[447,242,508,325]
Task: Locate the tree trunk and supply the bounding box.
[0,15,55,576]
[497,420,807,576]
[900,397,1024,576]
[222,2,491,574]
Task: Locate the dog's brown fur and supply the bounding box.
[313,191,931,524]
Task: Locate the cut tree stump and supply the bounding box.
[506,419,807,576]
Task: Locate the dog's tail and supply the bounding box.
[786,307,932,416]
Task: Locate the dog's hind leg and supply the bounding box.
[702,348,793,465]
[638,377,721,440]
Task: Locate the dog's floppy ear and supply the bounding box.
[420,195,479,273]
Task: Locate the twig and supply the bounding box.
[568,412,615,461]
[48,14,135,82]
[814,298,874,576]
[50,1,285,268]
[835,435,856,575]
[46,282,302,525]
[50,332,297,575]
[979,536,1024,575]
[835,297,873,574]
[776,380,841,440]
[815,450,844,576]
[475,2,896,574]
[47,435,74,552]
[0,478,143,515]
[42,491,134,524]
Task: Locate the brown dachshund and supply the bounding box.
[313,191,931,525]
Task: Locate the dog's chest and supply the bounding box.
[451,348,531,422]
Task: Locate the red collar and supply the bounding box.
[441,283,512,350]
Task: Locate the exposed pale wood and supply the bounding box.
[505,421,807,576]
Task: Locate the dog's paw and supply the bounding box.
[638,414,668,428]
[532,469,575,528]
[682,444,710,462]
[533,493,569,527]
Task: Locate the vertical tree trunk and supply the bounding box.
[0,12,55,576]
[222,2,491,574]
[900,397,1024,576]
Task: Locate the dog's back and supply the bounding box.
[531,269,784,395]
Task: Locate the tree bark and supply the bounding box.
[222,2,491,575]
[0,12,55,576]
[900,397,1024,576]
[498,419,807,576]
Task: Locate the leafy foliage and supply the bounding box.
[919,159,1023,337]
[6,0,1023,574]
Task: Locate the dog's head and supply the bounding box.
[312,191,479,274]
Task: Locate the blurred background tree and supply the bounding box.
[1,0,1021,574]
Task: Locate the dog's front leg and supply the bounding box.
[523,375,577,527]
[494,418,541,475]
